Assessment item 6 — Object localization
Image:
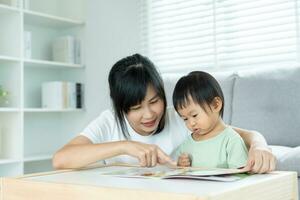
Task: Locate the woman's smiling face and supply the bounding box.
[126,84,165,136]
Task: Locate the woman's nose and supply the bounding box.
[143,106,154,119]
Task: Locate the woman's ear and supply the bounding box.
[211,97,223,113]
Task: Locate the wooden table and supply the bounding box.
[1,165,298,200]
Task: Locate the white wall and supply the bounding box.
[84,0,140,125]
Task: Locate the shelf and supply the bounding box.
[24,10,84,28]
[23,154,52,162]
[0,108,20,112]
[0,158,20,164]
[24,108,84,112]
[0,4,20,14]
[0,55,20,62]
[24,59,84,69]
[0,55,20,64]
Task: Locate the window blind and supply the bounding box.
[140,0,299,72]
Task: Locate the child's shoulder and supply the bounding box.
[223,126,243,140]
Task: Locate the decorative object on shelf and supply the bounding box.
[52,35,81,64]
[0,85,9,107]
[23,30,31,59]
[42,81,82,109]
[0,0,10,6]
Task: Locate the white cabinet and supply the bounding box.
[0,0,85,176]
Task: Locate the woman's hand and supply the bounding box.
[177,153,191,167]
[244,145,276,173]
[122,141,176,167]
[232,127,276,174]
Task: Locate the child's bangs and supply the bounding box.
[174,87,211,114]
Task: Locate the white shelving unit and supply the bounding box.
[0,0,85,177]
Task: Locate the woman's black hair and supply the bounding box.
[172,71,224,118]
[108,54,167,139]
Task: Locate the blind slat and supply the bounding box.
[140,0,300,71]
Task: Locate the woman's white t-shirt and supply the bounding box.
[80,107,189,164]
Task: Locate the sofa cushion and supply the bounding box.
[162,71,236,124]
[231,65,300,147]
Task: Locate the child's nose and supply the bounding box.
[189,120,196,127]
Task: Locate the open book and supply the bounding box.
[100,164,249,182]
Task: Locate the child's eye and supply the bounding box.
[192,114,198,118]
[182,118,187,121]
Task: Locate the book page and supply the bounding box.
[100,165,249,182]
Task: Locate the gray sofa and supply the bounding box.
[162,65,300,195]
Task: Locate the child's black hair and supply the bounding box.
[172,71,224,117]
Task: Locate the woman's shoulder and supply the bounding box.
[97,109,115,120]
[88,109,117,128]
[100,108,114,116]
[81,109,121,143]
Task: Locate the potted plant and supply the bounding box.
[0,85,9,107]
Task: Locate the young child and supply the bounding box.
[172,71,248,168]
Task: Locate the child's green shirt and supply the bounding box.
[174,127,248,168]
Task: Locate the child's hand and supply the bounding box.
[177,153,191,167]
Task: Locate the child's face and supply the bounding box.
[177,98,221,136]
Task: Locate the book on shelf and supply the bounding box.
[42,81,83,109]
[76,83,82,108]
[75,38,81,64]
[23,0,29,9]
[52,36,81,64]
[100,164,249,182]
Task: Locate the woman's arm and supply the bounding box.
[233,126,267,148]
[232,126,276,173]
[52,135,125,169]
[52,135,175,169]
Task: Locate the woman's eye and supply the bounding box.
[130,106,141,110]
[150,99,158,104]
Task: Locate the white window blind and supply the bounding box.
[140,0,300,72]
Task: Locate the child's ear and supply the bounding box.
[211,97,223,113]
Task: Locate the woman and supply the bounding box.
[53,54,276,173]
